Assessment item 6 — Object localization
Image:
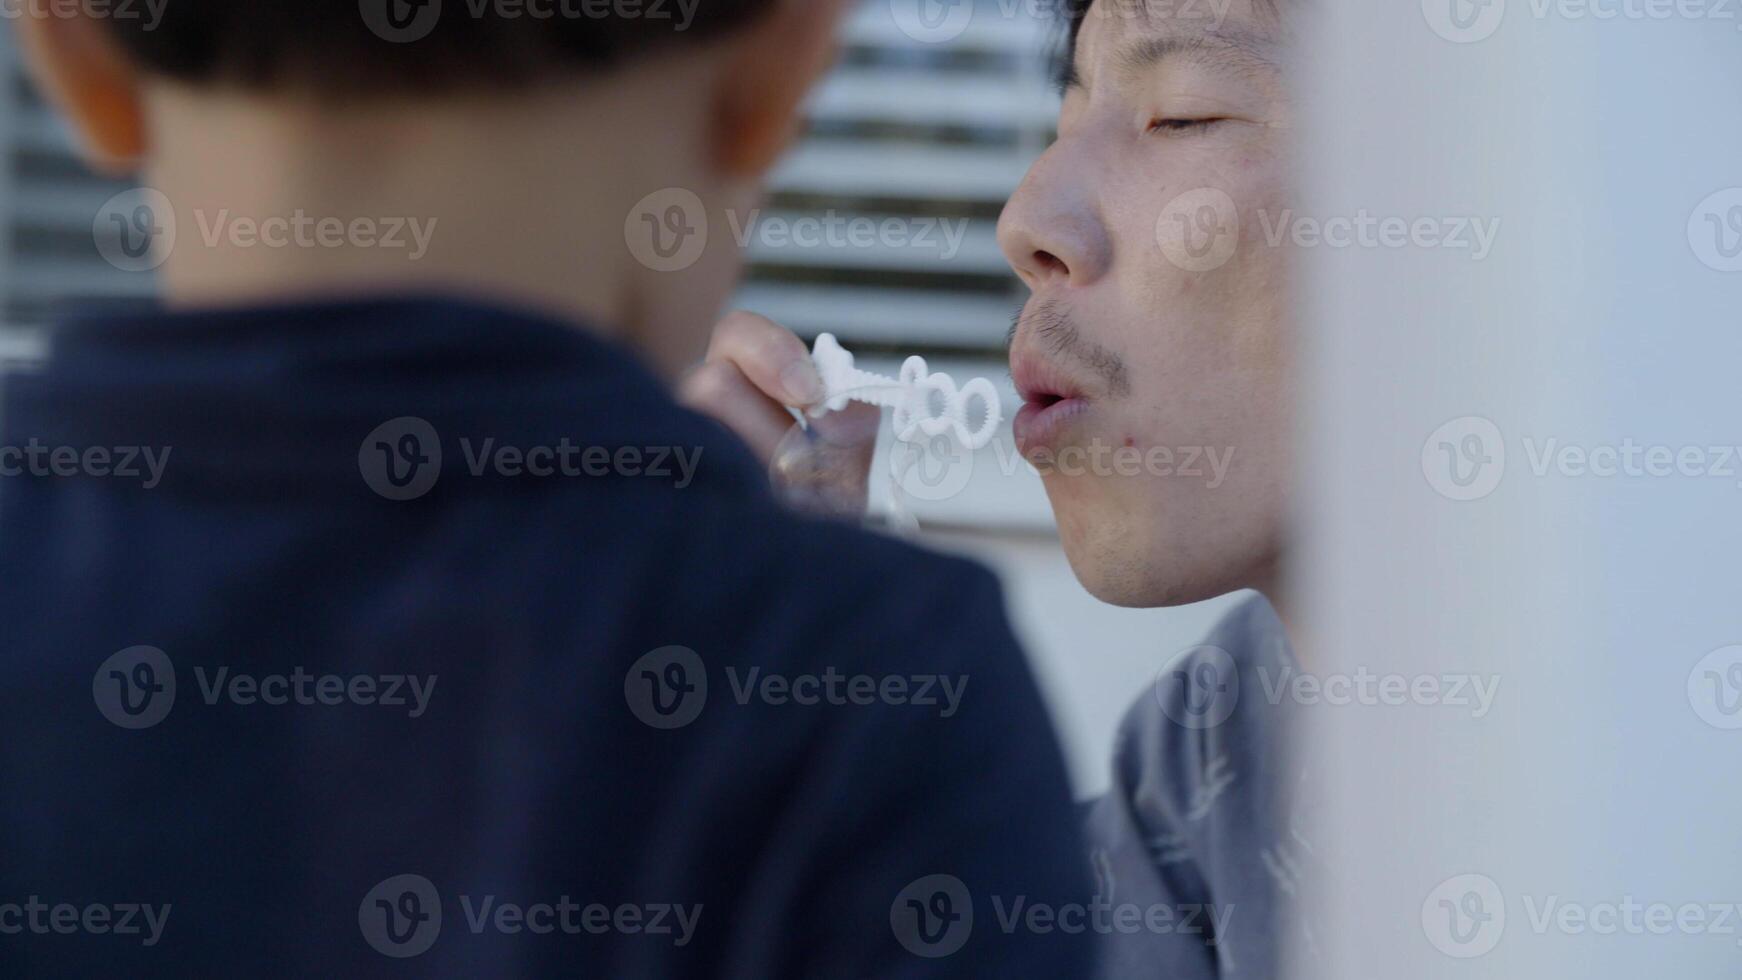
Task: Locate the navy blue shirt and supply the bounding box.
[0,296,1090,977]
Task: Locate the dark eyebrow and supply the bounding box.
[1059,26,1278,95]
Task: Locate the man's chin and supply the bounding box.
[1046,493,1236,609]
[1065,554,1201,609]
[1048,499,1164,608]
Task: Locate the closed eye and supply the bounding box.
[1147,117,1228,135]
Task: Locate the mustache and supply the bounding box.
[1008,300,1131,398]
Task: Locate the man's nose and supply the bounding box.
[997,139,1111,292]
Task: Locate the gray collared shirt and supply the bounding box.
[1087,595,1320,978]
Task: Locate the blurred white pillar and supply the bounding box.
[1294,2,1742,977]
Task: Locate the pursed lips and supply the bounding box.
[1009,344,1095,458]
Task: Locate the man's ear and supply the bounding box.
[13,10,146,174]
[708,0,851,179]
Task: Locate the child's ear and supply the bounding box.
[708,0,851,179]
[14,10,147,174]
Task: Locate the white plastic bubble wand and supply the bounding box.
[799,333,1003,533]
[806,333,1002,450]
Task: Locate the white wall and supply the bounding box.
[1294,3,1742,978]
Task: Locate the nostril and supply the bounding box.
[1033,251,1069,278]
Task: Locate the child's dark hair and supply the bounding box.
[101,0,778,97]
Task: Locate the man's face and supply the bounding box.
[998,0,1294,608]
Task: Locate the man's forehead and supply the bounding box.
[1064,2,1281,90]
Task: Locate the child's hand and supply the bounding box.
[680,311,879,515]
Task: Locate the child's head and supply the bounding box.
[94,0,782,96]
[14,0,850,370]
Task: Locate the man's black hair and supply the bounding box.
[1052,0,1282,91]
[1055,0,1094,89]
[102,0,778,97]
